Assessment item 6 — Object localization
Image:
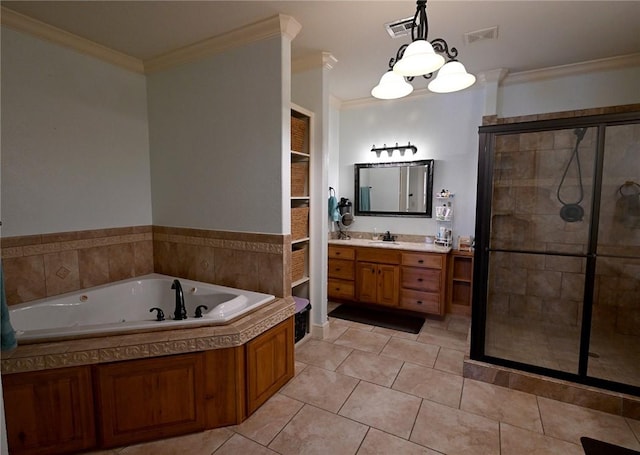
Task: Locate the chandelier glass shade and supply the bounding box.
[371,0,476,99]
[427,61,476,93]
[371,71,414,99]
[392,40,444,77]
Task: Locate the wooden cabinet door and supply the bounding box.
[377,264,399,306]
[356,262,378,304]
[204,346,246,428]
[94,353,205,448]
[3,366,96,455]
[246,317,294,415]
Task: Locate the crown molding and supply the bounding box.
[477,68,509,85]
[144,14,299,73]
[1,6,144,74]
[329,95,342,110]
[503,53,640,85]
[280,14,302,41]
[292,52,338,73]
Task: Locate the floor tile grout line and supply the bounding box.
[336,377,362,416]
[624,417,640,445]
[260,399,312,452]
[536,395,547,437]
[355,426,373,454]
[388,359,406,390]
[407,397,424,445]
[458,376,466,410]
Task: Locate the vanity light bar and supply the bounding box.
[370,142,417,158]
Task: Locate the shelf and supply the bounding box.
[447,251,473,316]
[291,150,310,159]
[292,277,310,288]
[452,278,472,283]
[290,105,312,299]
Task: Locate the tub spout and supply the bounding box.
[171,279,187,320]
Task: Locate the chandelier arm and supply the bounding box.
[430,38,459,61]
[389,43,409,70]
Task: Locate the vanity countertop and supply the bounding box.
[329,238,451,254]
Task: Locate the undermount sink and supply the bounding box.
[369,240,399,245]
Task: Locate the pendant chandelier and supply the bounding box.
[371,0,476,100]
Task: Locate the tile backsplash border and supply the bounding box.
[1,225,289,305]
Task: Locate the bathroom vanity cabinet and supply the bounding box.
[328,242,447,317]
[2,317,294,454]
[356,248,401,307]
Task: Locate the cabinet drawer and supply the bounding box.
[328,279,355,300]
[357,248,401,265]
[401,267,441,292]
[328,259,355,280]
[329,246,355,260]
[400,289,441,315]
[402,253,443,269]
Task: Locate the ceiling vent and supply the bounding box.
[385,17,414,38]
[464,25,499,45]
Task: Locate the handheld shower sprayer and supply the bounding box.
[557,127,588,222]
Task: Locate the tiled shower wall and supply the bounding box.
[488,128,593,328]
[485,104,640,336]
[1,225,289,305]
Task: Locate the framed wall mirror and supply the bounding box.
[354,159,434,217]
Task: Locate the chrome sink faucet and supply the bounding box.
[171,279,187,320]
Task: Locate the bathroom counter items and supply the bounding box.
[328,238,452,253]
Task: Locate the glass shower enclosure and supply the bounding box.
[471,110,640,396]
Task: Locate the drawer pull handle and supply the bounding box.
[336,252,341,255]
[417,301,423,304]
[336,268,341,271]
[418,259,424,263]
[418,278,423,282]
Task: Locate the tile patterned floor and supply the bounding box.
[90,308,640,455]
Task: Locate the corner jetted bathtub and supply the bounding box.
[9,274,275,343]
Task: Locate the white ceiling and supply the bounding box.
[3,1,640,101]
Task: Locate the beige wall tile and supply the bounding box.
[3,255,46,304]
[78,246,110,288]
[44,250,80,296]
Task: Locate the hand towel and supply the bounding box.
[328,195,340,221]
[359,187,371,211]
[1,260,17,351]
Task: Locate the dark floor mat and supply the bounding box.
[328,305,425,334]
[581,437,640,455]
